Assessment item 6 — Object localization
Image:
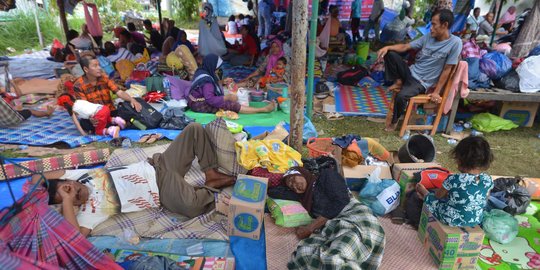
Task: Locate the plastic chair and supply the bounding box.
[398,63,459,137]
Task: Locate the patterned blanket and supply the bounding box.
[0,111,104,148]
[93,145,229,241]
[288,200,385,270]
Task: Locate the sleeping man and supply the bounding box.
[32,123,234,236]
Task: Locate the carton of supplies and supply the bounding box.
[228,175,269,240]
[418,204,485,270]
[499,101,539,127]
[392,163,441,206]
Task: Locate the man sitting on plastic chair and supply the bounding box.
[377,9,462,132]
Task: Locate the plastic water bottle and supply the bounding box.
[402,130,411,141]
[131,118,147,130]
[463,122,472,129]
[121,138,132,148]
[447,139,458,145]
[162,77,171,100]
[471,130,483,136]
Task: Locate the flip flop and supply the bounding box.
[145,133,163,144]
[325,112,344,121]
[138,134,153,144]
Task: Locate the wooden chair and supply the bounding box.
[398,63,460,137]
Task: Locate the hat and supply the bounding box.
[475,35,489,43]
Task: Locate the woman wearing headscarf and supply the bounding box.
[241,39,287,83]
[499,6,517,30]
[268,164,386,269]
[188,54,275,114]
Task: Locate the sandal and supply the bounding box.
[325,112,344,121]
[145,133,163,144]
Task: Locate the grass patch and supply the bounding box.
[0,9,62,54]
[311,116,540,177]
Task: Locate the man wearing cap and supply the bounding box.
[461,35,489,59]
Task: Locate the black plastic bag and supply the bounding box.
[487,177,531,215]
[159,107,194,130]
[493,70,520,93]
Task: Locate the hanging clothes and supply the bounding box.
[511,0,540,58]
[0,181,121,269]
[83,2,103,37]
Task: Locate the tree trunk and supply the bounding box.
[511,0,540,58]
[407,0,415,18]
[57,0,69,41]
[289,0,308,150]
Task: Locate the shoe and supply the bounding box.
[112,117,126,129]
[106,126,120,138]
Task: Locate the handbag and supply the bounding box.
[130,63,151,82]
[159,107,194,130]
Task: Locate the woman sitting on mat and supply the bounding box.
[268,161,385,269]
[188,54,275,114]
[241,39,286,84]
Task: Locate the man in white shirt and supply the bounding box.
[35,123,235,236]
[466,7,482,36]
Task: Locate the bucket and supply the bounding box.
[356,42,370,62]
[398,134,436,163]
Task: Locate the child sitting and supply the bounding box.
[57,94,125,138]
[258,57,288,88]
[416,136,494,227]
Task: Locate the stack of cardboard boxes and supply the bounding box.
[417,204,485,270]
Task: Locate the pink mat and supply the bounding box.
[265,214,300,270]
[379,217,436,270]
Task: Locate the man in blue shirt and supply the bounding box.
[377,9,462,131]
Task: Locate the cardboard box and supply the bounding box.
[228,175,268,240]
[344,165,392,192]
[418,204,485,270]
[392,163,441,182]
[499,101,539,127]
[393,163,441,207]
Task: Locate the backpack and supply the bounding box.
[117,97,163,129]
[413,167,451,189]
[336,66,368,86]
[97,56,115,77]
[159,107,194,130]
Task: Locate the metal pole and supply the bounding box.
[33,0,44,47]
[289,0,308,150]
[490,0,503,47]
[305,0,319,118]
[157,0,164,36]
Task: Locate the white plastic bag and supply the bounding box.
[516,55,540,93]
[359,167,401,216]
[237,88,250,107]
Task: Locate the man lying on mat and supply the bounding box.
[72,55,142,134]
[377,9,462,131]
[31,123,234,237]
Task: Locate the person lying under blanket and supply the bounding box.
[31,123,235,237]
[268,164,385,269]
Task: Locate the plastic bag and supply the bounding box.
[359,167,401,216]
[516,55,540,93]
[482,209,519,244]
[159,107,194,130]
[493,70,520,93]
[470,113,518,133]
[237,88,250,106]
[482,52,512,80]
[267,198,313,227]
[479,58,497,79]
[528,45,540,57]
[487,177,531,215]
